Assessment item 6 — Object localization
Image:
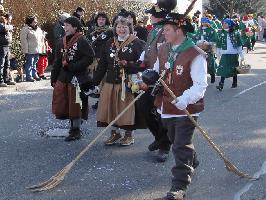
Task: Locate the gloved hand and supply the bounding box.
[171,97,187,110]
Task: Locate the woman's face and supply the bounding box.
[223,22,229,29]
[201,22,209,28]
[127,15,134,24]
[97,16,107,27]
[116,22,130,38]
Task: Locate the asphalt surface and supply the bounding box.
[0,42,266,200]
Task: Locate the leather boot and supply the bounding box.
[65,129,81,142]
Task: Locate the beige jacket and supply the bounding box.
[20,25,45,54]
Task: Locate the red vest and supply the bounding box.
[154,43,205,115]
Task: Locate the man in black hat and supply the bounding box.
[51,16,95,141]
[138,3,172,162]
[153,13,208,199]
[73,7,86,28]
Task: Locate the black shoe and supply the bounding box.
[33,76,41,81]
[148,140,160,151]
[39,75,47,80]
[26,78,35,82]
[216,82,223,91]
[156,149,169,162]
[65,129,81,142]
[231,83,237,88]
[92,101,98,109]
[210,75,215,83]
[5,80,16,85]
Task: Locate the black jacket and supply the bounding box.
[0,24,13,47]
[51,35,95,85]
[87,28,113,58]
[93,37,146,85]
[135,25,148,42]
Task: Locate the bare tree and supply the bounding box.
[205,0,266,18]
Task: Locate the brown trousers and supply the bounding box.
[52,81,88,120]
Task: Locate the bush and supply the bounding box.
[4,0,152,64]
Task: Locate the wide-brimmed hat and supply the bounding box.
[145,0,176,18]
[145,4,168,18]
[158,12,195,33]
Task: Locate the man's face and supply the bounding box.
[31,18,38,27]
[116,22,130,38]
[163,24,179,43]
[97,16,106,27]
[64,23,77,36]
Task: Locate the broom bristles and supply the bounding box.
[28,164,71,191]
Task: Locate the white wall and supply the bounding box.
[176,0,203,15]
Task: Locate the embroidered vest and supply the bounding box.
[154,43,205,115]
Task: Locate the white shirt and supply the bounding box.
[153,54,208,118]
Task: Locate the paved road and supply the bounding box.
[0,42,266,200]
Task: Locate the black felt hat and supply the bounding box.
[145,5,168,18]
[145,0,177,18]
[158,12,195,33]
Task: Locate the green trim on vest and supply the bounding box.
[167,38,195,71]
[217,30,242,49]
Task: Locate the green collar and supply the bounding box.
[167,38,195,71]
[171,37,195,53]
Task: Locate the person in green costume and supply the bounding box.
[216,18,244,91]
[194,17,218,83]
[239,15,252,52]
[213,15,222,31]
[248,14,259,50]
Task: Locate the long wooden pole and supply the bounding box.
[159,78,256,180]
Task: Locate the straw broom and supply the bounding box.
[159,78,257,180]
[28,91,145,192]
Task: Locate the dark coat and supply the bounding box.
[93,37,146,85]
[134,25,149,42]
[0,24,13,47]
[51,35,95,86]
[87,28,113,58]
